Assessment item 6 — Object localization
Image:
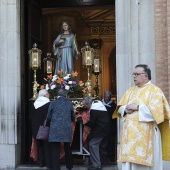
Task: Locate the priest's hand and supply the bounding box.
[125,108,133,114]
[126,103,138,111]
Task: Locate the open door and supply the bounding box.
[21,0,116,164]
[21,0,42,163]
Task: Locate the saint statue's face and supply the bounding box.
[62,22,69,31]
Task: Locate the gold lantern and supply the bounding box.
[43,53,54,75]
[92,55,102,99]
[81,42,94,97]
[28,43,42,99]
[94,59,100,73]
[81,41,94,66]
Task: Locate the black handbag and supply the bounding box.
[36,119,49,140]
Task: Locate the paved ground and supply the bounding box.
[17,165,118,170]
[0,156,118,170]
[0,164,118,170]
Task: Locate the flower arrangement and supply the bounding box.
[40,70,87,99]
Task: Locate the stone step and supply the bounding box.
[16,165,118,170]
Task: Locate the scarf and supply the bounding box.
[90,100,107,111]
[101,99,113,107]
[34,96,50,109]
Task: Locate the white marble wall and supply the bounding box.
[115,0,169,169]
[0,0,21,168]
[116,0,155,101]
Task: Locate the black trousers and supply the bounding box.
[37,139,52,168]
[99,136,108,164]
[107,131,117,162]
[51,142,73,170]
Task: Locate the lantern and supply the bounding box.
[43,53,54,74]
[81,42,94,97]
[28,43,42,99]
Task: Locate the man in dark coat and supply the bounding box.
[82,97,109,170]
[47,88,75,170]
[101,91,117,163]
[30,89,52,168]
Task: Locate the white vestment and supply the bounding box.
[119,105,162,170]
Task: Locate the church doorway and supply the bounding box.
[21,0,116,165]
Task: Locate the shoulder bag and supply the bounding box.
[36,119,49,140]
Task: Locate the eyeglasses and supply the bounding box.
[132,73,146,77]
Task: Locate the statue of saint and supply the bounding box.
[53,21,79,74]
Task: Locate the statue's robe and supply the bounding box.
[53,33,78,74]
[113,82,170,170]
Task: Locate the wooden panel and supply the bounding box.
[31,6,41,41]
[41,0,115,8]
[22,0,42,163]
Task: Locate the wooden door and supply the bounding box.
[21,0,42,163]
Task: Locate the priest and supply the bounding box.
[113,64,170,170]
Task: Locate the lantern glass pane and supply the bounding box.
[85,51,92,65]
[32,52,38,68]
[94,59,100,72]
[47,60,52,74]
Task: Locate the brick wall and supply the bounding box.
[167,0,170,102]
[155,0,170,102]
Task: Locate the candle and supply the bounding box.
[94,59,100,72]
[32,52,38,67]
[86,51,92,66]
[47,60,52,74]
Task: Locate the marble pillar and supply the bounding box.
[116,0,155,169]
[0,0,21,168]
[116,0,156,101]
